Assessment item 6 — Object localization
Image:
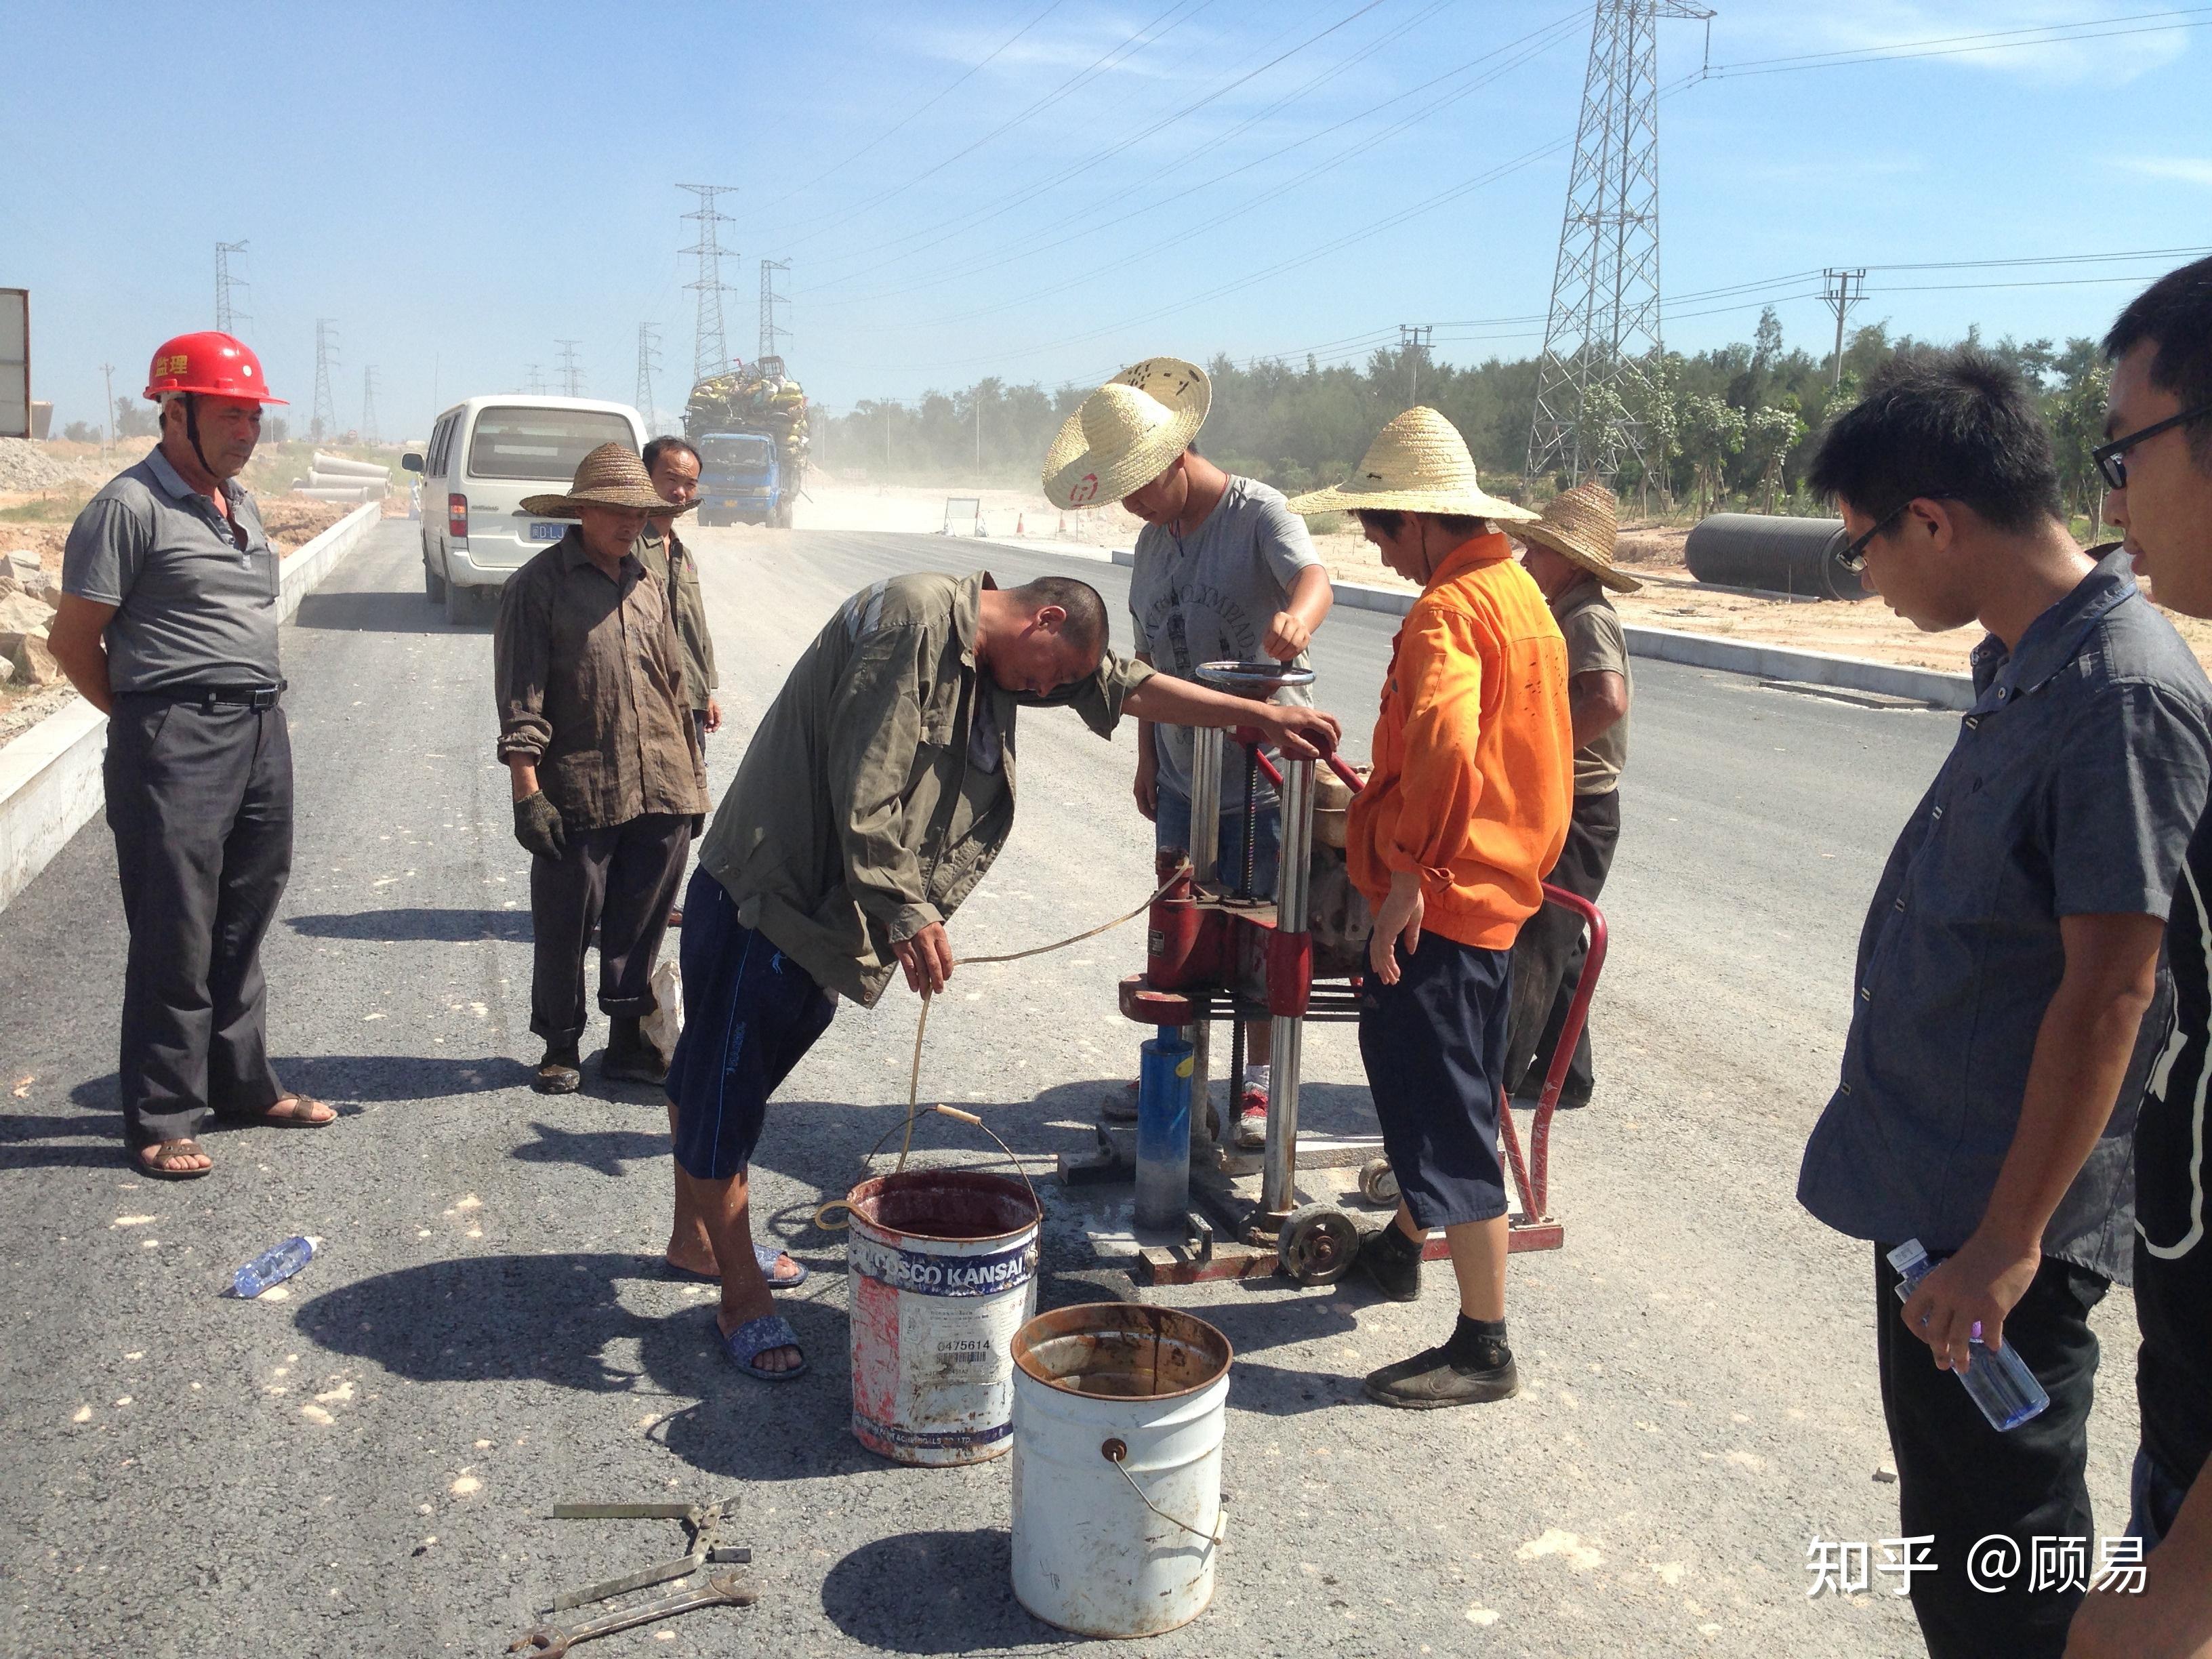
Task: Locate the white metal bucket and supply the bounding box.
[1009,1303,1234,1638]
[845,1169,1042,1465]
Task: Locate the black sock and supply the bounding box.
[1445,1313,1509,1367]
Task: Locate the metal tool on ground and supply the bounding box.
[1062,659,1609,1284]
[541,1500,745,1612]
[506,1570,756,1656]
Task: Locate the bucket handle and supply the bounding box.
[813,1105,1043,1232]
[1099,1438,1228,1547]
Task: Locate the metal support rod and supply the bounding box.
[1260,756,1315,1219]
[1187,725,1223,1165]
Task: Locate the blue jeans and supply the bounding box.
[2128,1444,2193,1549]
[1155,784,1279,897]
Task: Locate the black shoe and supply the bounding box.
[601,1040,668,1086]
[534,1046,583,1094]
[1363,1344,1519,1410]
[1356,1225,1423,1302]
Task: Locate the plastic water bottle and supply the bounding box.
[231,1236,315,1299]
[1887,1239,2049,1431]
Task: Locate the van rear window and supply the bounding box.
[466,408,635,480]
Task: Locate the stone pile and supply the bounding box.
[0,438,70,492]
[0,551,62,687]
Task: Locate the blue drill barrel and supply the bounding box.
[1134,1029,1193,1231]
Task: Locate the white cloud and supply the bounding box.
[2120,157,2212,186]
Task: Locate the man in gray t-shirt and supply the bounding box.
[47,331,335,1180]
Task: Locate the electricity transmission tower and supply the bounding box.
[1398,323,1433,408]
[556,340,583,397]
[525,363,546,394]
[1527,0,1714,485]
[679,184,739,381]
[361,365,380,445]
[215,241,249,333]
[635,324,662,427]
[759,259,790,361]
[1822,268,1868,389]
[312,319,340,443]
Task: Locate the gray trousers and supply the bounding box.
[104,698,293,1147]
[529,812,691,1047]
[1504,786,1620,1104]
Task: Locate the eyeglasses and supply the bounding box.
[2092,401,2212,491]
[1837,496,1958,571]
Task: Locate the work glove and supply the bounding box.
[513,791,567,861]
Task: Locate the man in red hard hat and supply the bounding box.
[47,331,335,1180]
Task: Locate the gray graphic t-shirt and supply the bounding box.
[1128,475,1323,808]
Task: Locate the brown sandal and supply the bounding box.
[255,1096,336,1128]
[136,1139,212,1181]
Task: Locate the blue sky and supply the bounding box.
[3,0,2205,441]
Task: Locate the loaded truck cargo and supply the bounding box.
[684,354,807,528]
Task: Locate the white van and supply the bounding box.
[402,395,647,623]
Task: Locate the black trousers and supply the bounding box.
[1875,1242,2108,1659]
[1505,787,1620,1103]
[104,697,293,1147]
[529,811,691,1047]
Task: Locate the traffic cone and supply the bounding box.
[1017,514,1025,537]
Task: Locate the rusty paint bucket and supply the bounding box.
[845,1168,1042,1465]
[1009,1303,1234,1637]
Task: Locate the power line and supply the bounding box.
[556,340,584,398]
[759,259,791,362]
[636,325,662,428]
[680,184,739,381]
[1699,7,2212,78]
[312,319,340,442]
[215,240,249,333]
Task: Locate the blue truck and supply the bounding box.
[692,430,787,527]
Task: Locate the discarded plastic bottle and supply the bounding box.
[231,1236,315,1299]
[1888,1239,2049,1431]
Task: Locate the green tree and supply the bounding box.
[1746,404,1807,514]
[1679,394,1746,516]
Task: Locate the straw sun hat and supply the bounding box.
[1042,357,1210,511]
[1514,478,1641,594]
[519,442,693,518]
[1284,406,1535,523]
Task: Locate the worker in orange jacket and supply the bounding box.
[1288,407,1572,1409]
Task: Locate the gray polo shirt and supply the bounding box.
[1128,475,1322,811]
[1798,548,2212,1282]
[61,448,281,695]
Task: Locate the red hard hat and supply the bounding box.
[143,331,288,405]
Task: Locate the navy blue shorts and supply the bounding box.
[665,867,836,1181]
[1357,931,1513,1230]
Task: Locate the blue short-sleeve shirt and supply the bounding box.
[1798,548,2212,1282]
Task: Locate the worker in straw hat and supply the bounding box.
[1502,480,1636,1113]
[1284,406,1573,1409]
[1045,358,1336,1149]
[496,442,709,1094]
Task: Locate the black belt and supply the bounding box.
[123,680,287,711]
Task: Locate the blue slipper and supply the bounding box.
[661,1244,808,1288]
[722,1313,807,1381]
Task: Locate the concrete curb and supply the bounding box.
[1117,553,1971,712]
[0,501,384,914]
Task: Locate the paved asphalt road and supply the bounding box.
[0,519,2145,1658]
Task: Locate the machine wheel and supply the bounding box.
[1357,1158,1400,1206]
[1277,1204,1360,1287]
[423,552,447,602]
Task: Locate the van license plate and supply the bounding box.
[528,521,567,541]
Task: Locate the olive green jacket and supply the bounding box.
[635,523,717,712]
[696,571,1153,1006]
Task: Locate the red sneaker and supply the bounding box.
[1235,1083,1269,1149]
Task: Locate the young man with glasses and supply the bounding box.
[2067,254,2212,1659]
[1795,348,2212,1659]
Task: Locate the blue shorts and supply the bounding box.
[1155,785,1279,897]
[1357,933,1513,1230]
[665,867,836,1181]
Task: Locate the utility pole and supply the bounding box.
[1822,268,1867,390]
[215,240,249,333]
[312,319,340,444]
[556,340,583,397]
[1398,323,1432,408]
[361,365,380,445]
[759,258,790,362]
[635,324,661,428]
[679,184,739,381]
[1528,0,1715,483]
[100,361,115,455]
